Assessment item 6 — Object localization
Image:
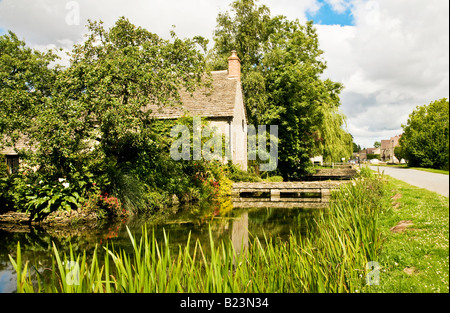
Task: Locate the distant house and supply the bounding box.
[380,135,401,163]
[366,147,380,155]
[359,149,367,161]
[146,50,248,171]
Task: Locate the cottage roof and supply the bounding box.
[146,70,239,120]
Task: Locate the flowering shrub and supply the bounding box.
[192,162,221,201]
[82,185,128,219]
[97,193,125,216]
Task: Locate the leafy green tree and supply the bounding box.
[399,98,449,170]
[393,146,405,162]
[210,0,352,178]
[57,17,207,171]
[0,18,212,216]
[352,140,361,153]
[373,141,381,148]
[209,0,271,73]
[0,31,58,151]
[53,18,209,212]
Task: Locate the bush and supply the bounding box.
[358,166,375,179]
[264,175,283,182]
[225,162,262,182]
[25,179,82,222]
[82,190,126,219]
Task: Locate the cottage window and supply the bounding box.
[6,155,19,174]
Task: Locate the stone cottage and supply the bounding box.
[146,50,248,171]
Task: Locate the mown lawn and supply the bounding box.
[365,176,449,293]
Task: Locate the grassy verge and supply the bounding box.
[407,167,449,175]
[371,164,449,175]
[365,177,449,293]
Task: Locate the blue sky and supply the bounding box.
[306,0,354,26]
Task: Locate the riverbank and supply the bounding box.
[0,207,117,234]
[365,176,449,292]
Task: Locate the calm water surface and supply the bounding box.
[0,206,321,292]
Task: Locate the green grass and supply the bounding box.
[407,167,448,175]
[364,177,449,293]
[372,164,449,175]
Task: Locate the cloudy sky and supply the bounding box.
[0,0,448,149]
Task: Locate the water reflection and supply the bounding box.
[0,206,321,293]
[231,212,248,255]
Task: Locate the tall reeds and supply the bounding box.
[9,171,388,293]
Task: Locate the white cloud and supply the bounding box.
[260,0,320,22]
[316,0,449,147]
[0,0,233,47]
[315,24,357,81]
[325,0,352,14]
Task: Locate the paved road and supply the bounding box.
[368,166,449,197]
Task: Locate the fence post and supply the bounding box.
[270,189,280,202]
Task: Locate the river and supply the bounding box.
[0,205,321,293]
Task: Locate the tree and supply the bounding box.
[60,18,207,172]
[399,98,449,170]
[2,17,208,178]
[394,146,406,162]
[352,141,361,153]
[0,18,211,215]
[209,0,271,125]
[0,31,58,150]
[373,141,381,148]
[210,0,352,178]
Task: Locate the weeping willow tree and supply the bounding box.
[314,81,353,163]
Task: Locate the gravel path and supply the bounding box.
[368,166,449,197]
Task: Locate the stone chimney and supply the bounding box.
[228,50,241,80]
